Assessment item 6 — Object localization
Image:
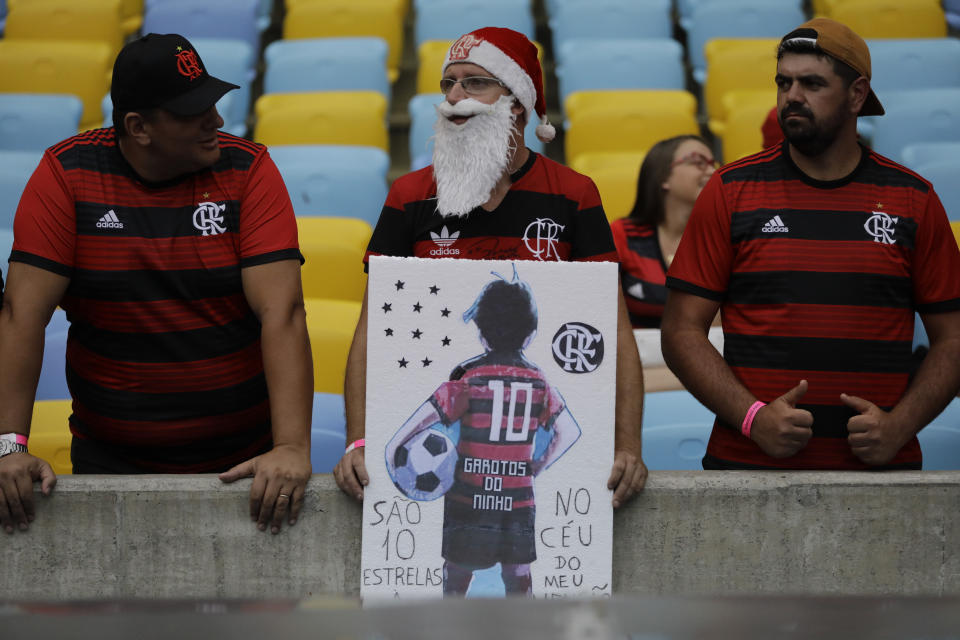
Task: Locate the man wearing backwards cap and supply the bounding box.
[0,34,313,535]
[334,27,647,510]
[662,18,960,471]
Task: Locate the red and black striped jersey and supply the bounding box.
[610,218,668,328]
[365,151,618,264]
[428,352,564,510]
[667,142,960,470]
[11,127,300,471]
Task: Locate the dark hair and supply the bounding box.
[627,135,708,225]
[112,107,158,138]
[777,39,860,87]
[471,280,537,351]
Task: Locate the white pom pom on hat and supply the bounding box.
[443,26,555,143]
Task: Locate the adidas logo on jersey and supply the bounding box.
[627,282,645,299]
[761,215,788,233]
[429,225,460,256]
[96,210,124,229]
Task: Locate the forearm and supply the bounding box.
[614,292,642,453]
[261,306,313,451]
[344,293,369,444]
[891,336,960,436]
[0,308,46,435]
[661,326,755,430]
[535,411,581,474]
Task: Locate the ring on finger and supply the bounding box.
[278,493,290,500]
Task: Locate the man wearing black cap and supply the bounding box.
[662,18,960,471]
[0,34,313,535]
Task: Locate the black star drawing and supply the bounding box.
[440,307,451,317]
[381,302,392,313]
[422,357,432,367]
[441,336,451,346]
[398,358,408,368]
[413,302,423,313]
[384,328,393,336]
[411,328,423,339]
[429,285,440,295]
[395,280,405,291]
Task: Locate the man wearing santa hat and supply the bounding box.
[333,28,647,523]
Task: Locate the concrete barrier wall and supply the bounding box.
[3,472,959,599]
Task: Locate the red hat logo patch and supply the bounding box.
[175,47,203,80]
[449,34,482,61]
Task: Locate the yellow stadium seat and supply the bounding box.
[564,89,697,122]
[0,40,113,132]
[253,92,389,150]
[297,217,372,302]
[283,0,406,83]
[564,91,699,164]
[4,0,126,58]
[720,102,773,163]
[952,221,960,249]
[304,298,362,394]
[30,399,73,475]
[703,39,779,136]
[417,39,544,96]
[570,152,646,222]
[829,0,946,38]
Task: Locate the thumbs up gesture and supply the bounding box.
[841,393,909,466]
[749,380,814,458]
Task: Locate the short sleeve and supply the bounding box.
[364,180,417,264]
[11,152,76,277]
[665,172,734,300]
[539,383,566,429]
[238,151,301,268]
[571,176,618,262]
[912,188,960,312]
[429,380,469,425]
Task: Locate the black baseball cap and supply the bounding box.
[111,33,239,116]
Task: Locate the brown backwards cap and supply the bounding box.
[779,17,884,116]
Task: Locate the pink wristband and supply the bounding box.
[0,433,28,446]
[741,401,766,438]
[344,438,365,455]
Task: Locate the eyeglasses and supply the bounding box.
[670,151,717,171]
[439,75,507,96]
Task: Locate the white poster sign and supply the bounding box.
[360,256,617,601]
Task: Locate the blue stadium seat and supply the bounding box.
[556,39,685,106]
[688,1,805,84]
[915,162,960,223]
[0,150,42,230]
[0,228,12,283]
[918,397,960,471]
[268,145,389,224]
[869,89,960,164]
[37,309,70,401]
[642,390,715,470]
[407,93,544,171]
[549,0,672,55]
[0,94,82,152]
[263,38,390,99]
[678,0,802,32]
[312,392,346,473]
[902,142,960,170]
[415,0,534,48]
[143,0,262,55]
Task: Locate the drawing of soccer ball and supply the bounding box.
[388,429,457,501]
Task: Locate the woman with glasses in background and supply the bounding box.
[611,135,716,328]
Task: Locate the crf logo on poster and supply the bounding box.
[193,202,227,236]
[449,34,481,61]
[552,322,604,373]
[523,218,564,261]
[864,211,898,245]
[176,47,203,80]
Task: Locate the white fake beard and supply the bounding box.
[432,95,519,218]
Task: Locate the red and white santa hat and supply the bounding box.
[442,26,556,143]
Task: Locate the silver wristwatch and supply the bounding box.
[0,434,28,458]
